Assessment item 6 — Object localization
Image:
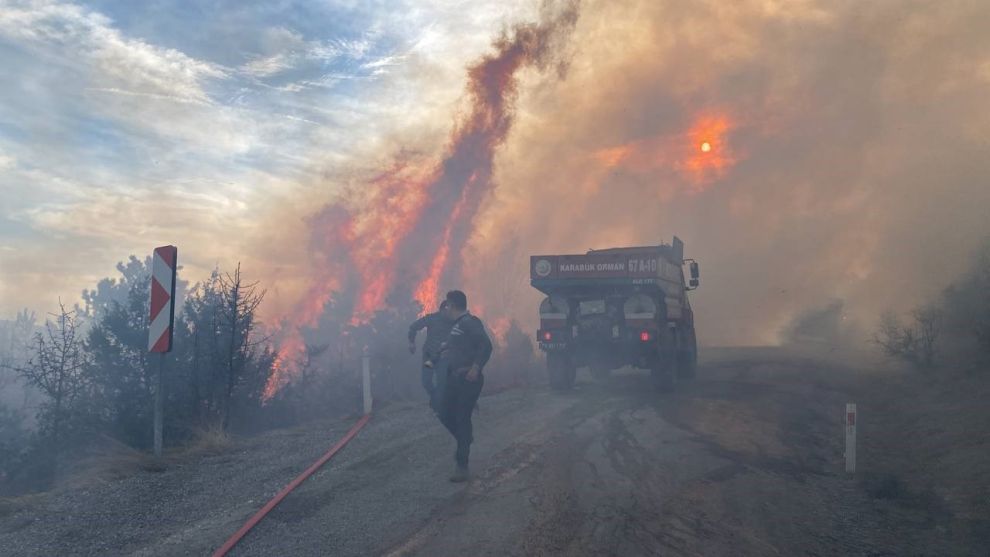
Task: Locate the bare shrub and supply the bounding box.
[185,424,233,456]
[874,305,943,370]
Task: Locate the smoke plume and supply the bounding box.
[264,2,580,394]
[461,0,990,347]
[264,0,990,395]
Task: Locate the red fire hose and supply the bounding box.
[212,413,372,557]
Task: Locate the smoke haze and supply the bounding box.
[460,0,990,345]
[4,0,990,355]
[259,0,990,360]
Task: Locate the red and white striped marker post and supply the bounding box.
[149,245,177,458]
[845,403,857,474]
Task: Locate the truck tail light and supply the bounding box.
[543,331,553,342]
[639,330,651,342]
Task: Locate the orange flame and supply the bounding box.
[263,328,306,400]
[413,173,475,313]
[348,164,435,323]
[264,7,579,396]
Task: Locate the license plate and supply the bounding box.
[540,342,567,350]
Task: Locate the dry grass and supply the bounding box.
[181,424,235,457]
[48,426,237,493]
[56,435,164,491]
[0,427,241,521]
[856,361,990,548]
[703,347,989,515]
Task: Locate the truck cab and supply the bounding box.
[531,237,699,391]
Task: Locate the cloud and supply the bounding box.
[0,1,227,103]
[241,52,296,78]
[0,1,262,159]
[237,28,373,79]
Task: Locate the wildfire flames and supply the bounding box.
[413,179,473,313]
[262,4,580,399]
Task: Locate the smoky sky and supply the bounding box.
[68,0,990,352]
[457,0,990,345]
[19,1,985,351]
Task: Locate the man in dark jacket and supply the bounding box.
[408,300,452,413]
[436,290,492,482]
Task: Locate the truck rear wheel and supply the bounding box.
[651,358,677,392]
[677,330,697,380]
[547,353,576,391]
[652,328,679,393]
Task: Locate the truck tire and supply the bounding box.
[547,353,575,391]
[651,357,677,392]
[677,330,698,380]
[652,327,679,392]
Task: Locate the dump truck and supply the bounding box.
[530,237,700,391]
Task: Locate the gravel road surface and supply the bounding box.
[0,349,956,555]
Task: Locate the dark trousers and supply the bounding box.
[421,358,447,413]
[439,370,484,468]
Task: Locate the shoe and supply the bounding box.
[449,466,470,483]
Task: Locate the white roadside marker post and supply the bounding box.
[845,403,857,474]
[362,346,372,415]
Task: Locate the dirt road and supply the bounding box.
[0,349,964,555]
